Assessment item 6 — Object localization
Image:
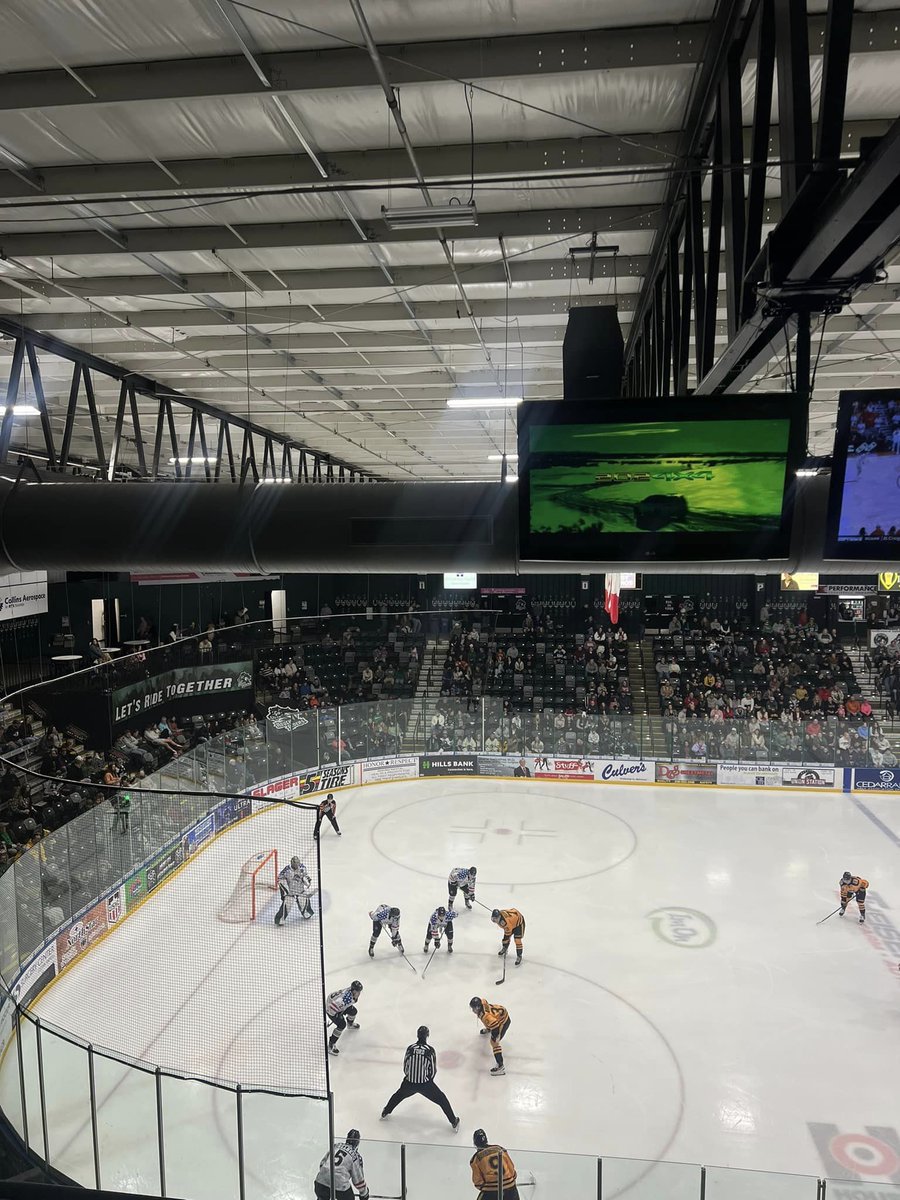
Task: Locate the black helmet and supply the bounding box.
[436,905,446,918]
[351,980,363,993]
[469,997,482,1013]
[416,1025,430,1041]
[841,871,852,882]
[473,1129,488,1148]
[345,1129,360,1148]
[469,866,477,876]
[491,909,501,922]
[390,907,400,918]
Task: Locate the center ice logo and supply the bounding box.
[648,907,717,948]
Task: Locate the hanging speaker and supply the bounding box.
[562,306,624,401]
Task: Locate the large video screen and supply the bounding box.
[825,390,900,559]
[517,398,804,563]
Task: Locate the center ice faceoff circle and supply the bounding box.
[370,784,638,885]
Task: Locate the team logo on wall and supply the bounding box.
[878,572,900,593]
[809,1123,900,1185]
[237,670,253,689]
[267,705,309,732]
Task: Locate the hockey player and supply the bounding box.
[470,1128,519,1199]
[314,1128,369,1200]
[469,997,510,1075]
[491,908,525,966]
[424,905,456,953]
[368,904,403,957]
[326,981,363,1055]
[839,871,869,923]
[275,856,313,925]
[448,866,477,909]
[315,792,341,839]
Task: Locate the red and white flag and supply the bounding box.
[604,572,621,624]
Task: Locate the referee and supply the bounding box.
[380,1026,460,1131]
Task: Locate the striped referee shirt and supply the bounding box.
[403,1042,437,1083]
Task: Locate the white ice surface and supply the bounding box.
[3,779,900,1200]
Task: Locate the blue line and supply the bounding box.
[852,797,900,849]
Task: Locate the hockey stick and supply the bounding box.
[817,907,842,925]
[400,951,419,976]
[422,946,438,978]
[474,898,493,912]
[495,952,507,987]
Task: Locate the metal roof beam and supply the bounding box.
[0,204,661,258]
[0,11,894,114]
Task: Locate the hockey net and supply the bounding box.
[218,848,279,922]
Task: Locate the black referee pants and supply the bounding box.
[382,1077,457,1123]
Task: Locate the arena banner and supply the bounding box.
[594,759,654,784]
[655,762,717,785]
[214,795,252,830]
[853,767,900,791]
[781,767,837,789]
[146,843,184,892]
[112,661,254,725]
[717,764,783,788]
[361,755,419,783]
[532,756,595,781]
[251,763,355,802]
[0,571,48,621]
[869,629,900,650]
[419,755,479,776]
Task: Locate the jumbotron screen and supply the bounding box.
[517,397,805,563]
[825,389,900,559]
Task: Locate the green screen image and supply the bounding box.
[528,419,791,537]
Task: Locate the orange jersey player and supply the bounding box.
[491,908,525,966]
[470,1128,519,1200]
[839,871,869,924]
[469,997,510,1076]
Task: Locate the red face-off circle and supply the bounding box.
[830,1133,900,1177]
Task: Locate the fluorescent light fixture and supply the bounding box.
[447,396,522,409]
[795,468,819,477]
[169,456,215,465]
[259,477,290,484]
[488,453,518,461]
[505,473,519,483]
[9,404,39,416]
[382,202,478,230]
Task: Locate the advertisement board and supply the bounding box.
[361,756,419,783]
[124,865,149,912]
[477,756,537,778]
[595,759,653,783]
[717,764,783,788]
[0,571,48,621]
[146,844,184,892]
[12,941,58,1008]
[251,763,354,802]
[655,762,718,785]
[214,795,252,831]
[853,768,900,791]
[419,755,479,776]
[112,661,254,724]
[782,767,836,789]
[533,757,595,780]
[182,812,216,859]
[55,889,124,971]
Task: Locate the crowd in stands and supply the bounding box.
[652,606,892,764]
[847,395,900,454]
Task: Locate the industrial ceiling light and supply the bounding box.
[488,452,518,460]
[446,396,522,409]
[10,404,40,416]
[168,456,216,464]
[382,202,478,230]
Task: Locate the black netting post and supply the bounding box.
[236,1085,246,1200]
[34,1016,49,1164]
[155,1067,166,1197]
[88,1043,101,1188]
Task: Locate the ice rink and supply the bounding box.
[3,777,900,1200]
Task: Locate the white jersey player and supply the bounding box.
[368,904,403,957]
[314,1128,368,1200]
[275,856,312,925]
[424,905,456,953]
[448,865,477,909]
[326,980,363,1055]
